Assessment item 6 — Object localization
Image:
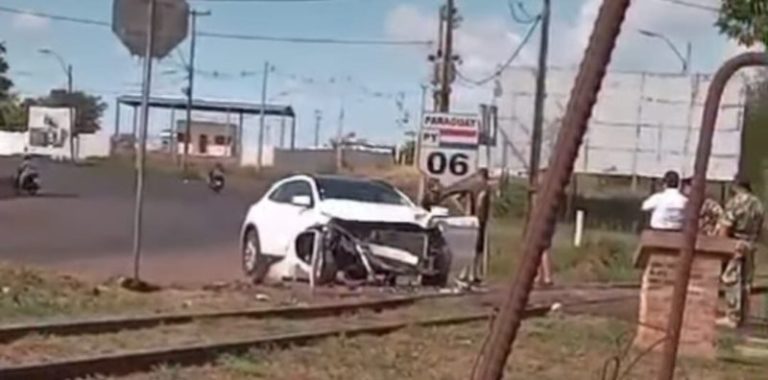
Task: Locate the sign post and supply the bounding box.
[418,112,481,187]
[113,0,189,281]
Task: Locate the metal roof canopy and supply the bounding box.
[116,95,295,117]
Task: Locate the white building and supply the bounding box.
[172,120,237,157]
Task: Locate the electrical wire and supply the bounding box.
[457,15,541,86]
[191,0,351,2]
[0,5,432,46]
[655,0,719,12]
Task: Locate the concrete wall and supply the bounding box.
[245,148,394,173]
[0,131,111,160]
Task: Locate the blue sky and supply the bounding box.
[0,0,741,148]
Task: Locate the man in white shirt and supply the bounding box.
[642,170,688,230]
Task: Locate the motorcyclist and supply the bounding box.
[208,163,225,185]
[15,155,36,189]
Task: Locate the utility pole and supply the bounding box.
[182,9,210,175]
[526,0,551,228]
[439,0,456,112]
[335,102,345,170]
[257,60,271,168]
[429,0,459,112]
[279,117,286,148]
[314,110,322,147]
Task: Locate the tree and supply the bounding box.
[0,42,12,101]
[716,0,768,46]
[0,95,26,131]
[26,89,108,134]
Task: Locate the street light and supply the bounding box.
[637,29,691,74]
[38,48,73,93]
[39,48,76,161]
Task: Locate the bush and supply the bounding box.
[493,180,528,219]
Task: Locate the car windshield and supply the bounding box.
[315,177,409,205]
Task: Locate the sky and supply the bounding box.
[0,0,751,149]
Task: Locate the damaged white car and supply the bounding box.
[240,174,470,287]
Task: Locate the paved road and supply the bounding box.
[0,157,269,283]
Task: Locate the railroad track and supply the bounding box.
[0,287,637,380]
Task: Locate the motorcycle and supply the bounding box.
[208,174,225,193]
[14,171,40,196]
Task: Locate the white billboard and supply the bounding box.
[496,67,748,181]
[26,106,75,159]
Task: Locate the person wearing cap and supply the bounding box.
[716,175,764,327]
[642,170,687,230]
[680,178,724,236]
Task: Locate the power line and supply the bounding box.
[191,0,350,2]
[0,5,432,46]
[457,15,541,86]
[654,0,719,12]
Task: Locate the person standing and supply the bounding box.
[681,178,724,236]
[641,170,687,230]
[717,176,765,327]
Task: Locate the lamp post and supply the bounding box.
[638,29,692,74]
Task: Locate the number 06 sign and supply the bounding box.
[418,112,480,187]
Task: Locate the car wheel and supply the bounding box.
[421,234,453,287]
[242,227,269,283]
[312,233,338,286]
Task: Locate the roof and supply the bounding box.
[116,95,295,117]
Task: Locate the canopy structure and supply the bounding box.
[113,95,298,156]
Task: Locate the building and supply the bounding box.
[172,120,237,157]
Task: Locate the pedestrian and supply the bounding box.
[680,178,724,236]
[716,175,764,328]
[641,170,687,230]
[532,168,553,287]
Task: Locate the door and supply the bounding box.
[199,134,208,155]
[255,179,316,256]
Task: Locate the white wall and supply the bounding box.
[0,130,110,160]
[0,132,28,156]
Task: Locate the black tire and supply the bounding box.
[312,232,338,285]
[421,234,453,287]
[242,227,269,283]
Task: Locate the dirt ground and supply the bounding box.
[113,315,766,380]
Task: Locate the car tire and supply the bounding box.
[242,227,269,284]
[421,234,453,287]
[312,233,338,285]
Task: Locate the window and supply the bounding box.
[177,133,187,143]
[214,135,227,145]
[315,177,408,205]
[268,180,314,205]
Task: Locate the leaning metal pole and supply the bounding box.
[471,1,632,379]
[132,0,157,281]
[656,52,768,380]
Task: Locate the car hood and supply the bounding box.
[317,199,427,225]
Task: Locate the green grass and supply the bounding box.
[0,264,150,322]
[486,218,640,284]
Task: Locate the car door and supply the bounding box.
[255,179,316,256]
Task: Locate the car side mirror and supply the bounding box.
[291,195,312,208]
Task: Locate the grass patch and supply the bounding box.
[486,218,640,283]
[0,263,150,322]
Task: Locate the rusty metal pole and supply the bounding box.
[656,52,768,380]
[471,1,632,379]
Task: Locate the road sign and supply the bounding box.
[418,112,480,187]
[113,0,189,59]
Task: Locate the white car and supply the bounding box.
[239,174,456,286]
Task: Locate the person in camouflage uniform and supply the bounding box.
[681,178,724,236]
[717,176,765,327]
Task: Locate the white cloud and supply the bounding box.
[12,12,49,31]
